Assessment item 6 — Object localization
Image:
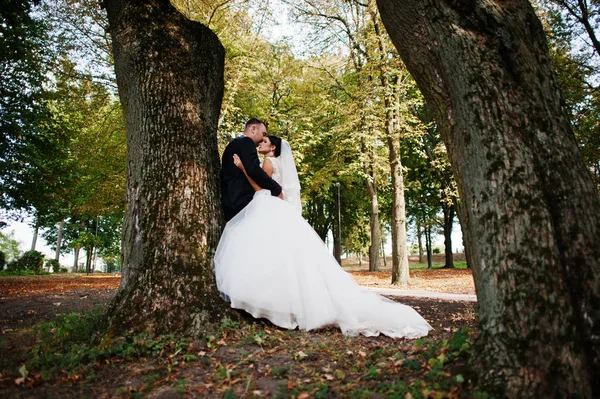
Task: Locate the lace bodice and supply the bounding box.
[259,155,301,214]
[262,156,282,186]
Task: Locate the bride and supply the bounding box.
[214,135,432,338]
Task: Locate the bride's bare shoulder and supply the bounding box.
[263,157,274,176]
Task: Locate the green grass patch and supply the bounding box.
[410,261,468,270]
[0,270,51,276]
[24,307,198,382]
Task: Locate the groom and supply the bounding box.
[220,118,282,221]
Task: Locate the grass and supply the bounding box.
[0,270,51,276]
[410,261,469,270]
[3,286,484,397]
[22,307,198,383]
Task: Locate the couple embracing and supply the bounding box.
[215,118,431,339]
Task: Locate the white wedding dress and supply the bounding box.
[214,149,432,339]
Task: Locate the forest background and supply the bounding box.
[1,0,598,276]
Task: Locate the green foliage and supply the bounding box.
[0,230,22,263]
[411,261,468,270]
[28,308,198,381]
[14,250,45,274]
[0,0,54,211]
[271,365,290,377]
[45,259,60,273]
[43,214,123,273]
[0,269,39,276]
[41,0,114,86]
[2,1,125,265]
[534,1,600,190]
[219,317,242,334]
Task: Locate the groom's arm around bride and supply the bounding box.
[220,119,282,221]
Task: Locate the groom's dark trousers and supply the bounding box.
[221,136,282,221]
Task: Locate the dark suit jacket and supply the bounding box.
[221,136,282,221]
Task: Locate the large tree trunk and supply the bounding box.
[377,1,600,397]
[104,0,231,337]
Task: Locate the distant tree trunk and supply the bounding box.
[417,221,424,264]
[305,199,329,242]
[425,224,432,269]
[31,225,38,251]
[333,183,342,265]
[441,203,455,268]
[371,13,410,284]
[388,132,409,284]
[365,174,380,272]
[73,247,80,272]
[333,214,342,265]
[85,247,93,274]
[55,219,65,262]
[104,0,232,337]
[455,199,472,269]
[380,240,386,268]
[378,0,600,397]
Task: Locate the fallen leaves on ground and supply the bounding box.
[0,274,479,398]
[0,275,120,300]
[350,269,475,295]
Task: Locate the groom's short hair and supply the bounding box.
[245,117,266,130]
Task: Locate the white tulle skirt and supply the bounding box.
[214,190,432,339]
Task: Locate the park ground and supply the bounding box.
[0,255,483,398]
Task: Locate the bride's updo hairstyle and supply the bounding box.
[268,135,282,157]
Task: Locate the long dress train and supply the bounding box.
[214,184,432,339]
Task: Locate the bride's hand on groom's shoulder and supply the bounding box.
[233,154,244,171]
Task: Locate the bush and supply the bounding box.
[6,259,21,272]
[46,259,60,273]
[20,250,45,274]
[104,258,120,273]
[59,267,68,273]
[0,269,36,276]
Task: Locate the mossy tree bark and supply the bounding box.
[103,0,232,337]
[377,0,600,397]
